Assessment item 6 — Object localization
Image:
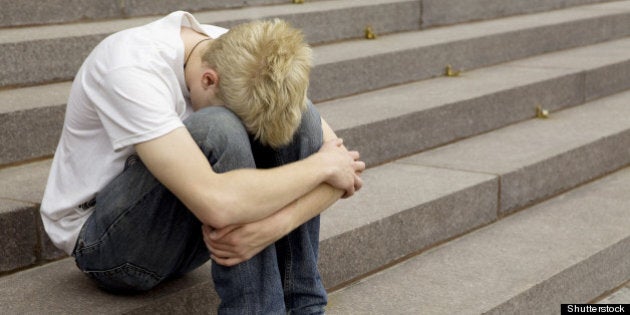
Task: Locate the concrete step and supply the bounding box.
[6,0,630,90]
[323,36,630,166]
[0,0,333,28]
[327,165,630,314]
[0,160,64,274]
[4,1,630,90]
[4,86,630,312]
[0,0,420,88]
[311,0,630,103]
[4,75,630,279]
[0,82,69,166]
[597,282,630,304]
[6,34,630,167]
[0,0,617,29]
[3,1,629,167]
[319,88,630,287]
[0,159,499,313]
[397,88,630,216]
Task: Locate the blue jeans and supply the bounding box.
[73,102,327,314]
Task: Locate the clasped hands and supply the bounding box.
[203,138,365,266]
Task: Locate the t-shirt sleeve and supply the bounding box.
[91,67,184,151]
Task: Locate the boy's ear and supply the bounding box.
[202,68,219,90]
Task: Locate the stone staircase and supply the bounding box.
[2,0,630,313]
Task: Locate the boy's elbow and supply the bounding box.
[196,190,240,229]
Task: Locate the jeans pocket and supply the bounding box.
[84,262,162,293]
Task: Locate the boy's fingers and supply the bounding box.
[210,225,240,240]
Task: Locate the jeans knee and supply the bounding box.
[293,100,323,156]
[184,106,255,172]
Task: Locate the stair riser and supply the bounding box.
[0,202,38,273]
[487,234,630,314]
[336,72,584,166]
[586,59,630,101]
[0,203,66,274]
[422,0,618,27]
[320,181,498,288]
[1,35,107,88]
[0,106,65,166]
[5,51,630,170]
[501,130,630,214]
[326,166,630,313]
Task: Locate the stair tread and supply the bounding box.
[5,35,630,119]
[0,160,51,203]
[3,1,630,91]
[5,34,630,167]
[0,257,216,314]
[320,164,497,245]
[399,89,630,213]
[0,159,498,313]
[5,85,630,279]
[320,35,630,130]
[0,93,630,312]
[3,35,630,211]
[314,0,630,64]
[421,0,620,27]
[0,82,71,114]
[3,0,630,311]
[327,165,630,314]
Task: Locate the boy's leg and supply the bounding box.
[251,101,327,314]
[73,106,286,313]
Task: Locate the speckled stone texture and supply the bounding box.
[309,3,630,102]
[0,258,219,314]
[0,0,120,27]
[0,160,66,269]
[319,163,498,288]
[0,0,419,88]
[320,65,583,166]
[400,89,630,214]
[327,166,630,314]
[421,0,619,27]
[0,200,38,272]
[3,0,630,312]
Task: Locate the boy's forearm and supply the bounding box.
[204,154,332,226]
[205,182,344,266]
[136,128,354,229]
[279,182,343,235]
[136,118,360,229]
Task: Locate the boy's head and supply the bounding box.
[201,19,312,148]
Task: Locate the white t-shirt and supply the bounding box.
[40,11,229,254]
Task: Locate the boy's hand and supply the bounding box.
[202,209,289,266]
[317,138,365,198]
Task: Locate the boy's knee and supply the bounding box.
[293,100,323,155]
[301,101,322,135]
[184,106,255,171]
[186,106,246,141]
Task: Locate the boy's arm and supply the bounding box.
[203,118,363,266]
[135,123,362,229]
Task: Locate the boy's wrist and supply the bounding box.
[306,152,335,184]
[266,202,297,239]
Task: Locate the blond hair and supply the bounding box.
[201,19,312,148]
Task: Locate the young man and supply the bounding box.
[40,11,364,314]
